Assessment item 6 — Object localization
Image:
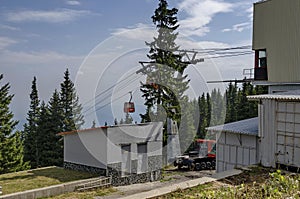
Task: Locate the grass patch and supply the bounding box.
[0,166,97,195]
[46,187,117,199]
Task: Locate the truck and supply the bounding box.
[173,139,216,171]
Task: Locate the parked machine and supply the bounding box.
[173,139,216,171]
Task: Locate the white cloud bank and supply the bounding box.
[178,0,233,37]
[0,37,18,50]
[5,8,91,23]
[65,0,81,6]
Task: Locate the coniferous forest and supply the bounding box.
[0,0,268,174]
[0,69,267,173]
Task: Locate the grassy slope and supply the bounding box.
[0,167,97,195]
[152,167,300,199]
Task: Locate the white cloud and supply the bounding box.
[222,22,251,32]
[0,24,20,31]
[0,37,18,50]
[111,23,156,41]
[5,8,91,23]
[0,50,83,64]
[178,0,233,37]
[66,0,81,6]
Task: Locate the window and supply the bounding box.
[137,143,148,173]
[255,49,267,68]
[254,49,268,80]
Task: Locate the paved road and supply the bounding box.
[95,169,231,199]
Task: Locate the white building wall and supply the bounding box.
[258,99,277,167]
[64,128,107,169]
[216,132,258,173]
[275,101,300,167]
[106,122,163,164]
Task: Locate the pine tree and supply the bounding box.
[47,90,64,166]
[178,97,196,153]
[198,93,208,138]
[124,113,133,124]
[91,120,96,128]
[0,74,29,173]
[35,101,63,167]
[225,82,238,123]
[137,0,190,123]
[23,76,40,168]
[60,69,84,132]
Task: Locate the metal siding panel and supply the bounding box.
[224,145,230,164]
[286,113,294,123]
[287,103,295,113]
[242,135,256,148]
[243,148,250,165]
[285,146,294,165]
[294,148,300,166]
[286,123,295,133]
[237,147,243,165]
[277,112,286,121]
[230,146,237,163]
[295,114,300,123]
[295,138,300,147]
[278,102,286,112]
[295,124,300,133]
[226,134,241,146]
[296,104,300,113]
[218,144,224,161]
[218,133,226,144]
[277,122,286,131]
[250,149,257,164]
[277,135,285,145]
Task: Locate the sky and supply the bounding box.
[0,0,258,130]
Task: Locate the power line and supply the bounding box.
[82,74,142,115]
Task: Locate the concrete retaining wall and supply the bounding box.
[0,177,101,199]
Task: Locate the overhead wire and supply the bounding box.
[80,45,254,116]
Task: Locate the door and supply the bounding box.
[137,143,147,173]
[121,144,131,176]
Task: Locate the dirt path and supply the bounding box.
[96,169,215,199]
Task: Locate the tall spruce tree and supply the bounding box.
[60,69,84,132]
[48,89,64,165]
[198,93,208,138]
[0,74,29,173]
[178,97,196,153]
[23,76,40,168]
[36,100,63,167]
[137,0,189,124]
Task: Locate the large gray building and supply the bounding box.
[211,0,300,172]
[59,122,163,186]
[252,0,300,92]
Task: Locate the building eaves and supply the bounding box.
[206,117,258,136]
[248,90,300,101]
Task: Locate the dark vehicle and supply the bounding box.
[174,139,216,171]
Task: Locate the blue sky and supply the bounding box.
[0,0,257,129]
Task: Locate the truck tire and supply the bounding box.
[195,163,201,171]
[200,162,206,170]
[206,161,212,170]
[212,160,216,170]
[189,163,195,171]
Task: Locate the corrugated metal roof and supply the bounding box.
[248,90,300,100]
[206,117,258,136]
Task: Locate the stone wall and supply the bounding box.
[148,155,163,171]
[110,170,162,186]
[64,162,106,175]
[64,155,162,186]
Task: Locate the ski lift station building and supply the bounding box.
[58,122,163,186]
[210,0,300,173]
